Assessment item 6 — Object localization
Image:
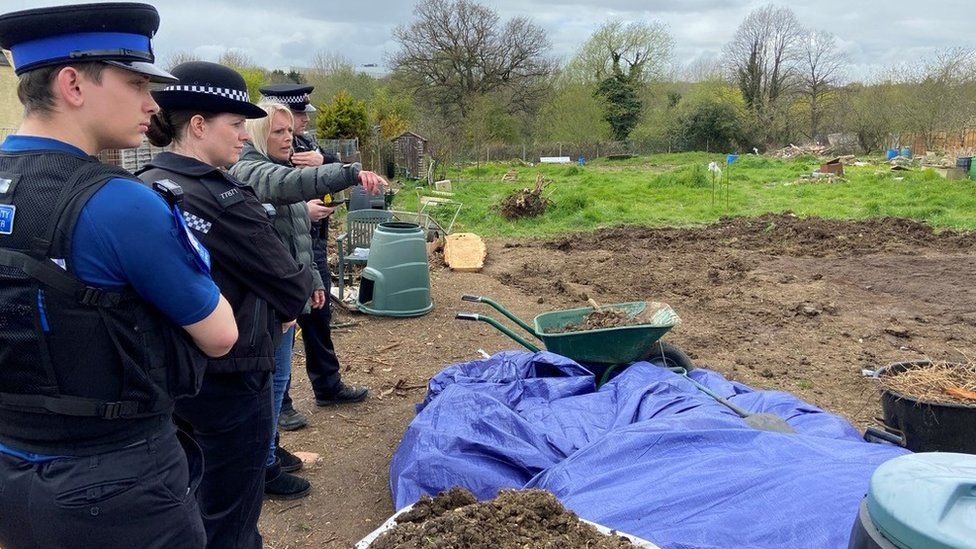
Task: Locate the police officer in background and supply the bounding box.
[0,4,237,548]
[138,62,314,547]
[260,84,368,432]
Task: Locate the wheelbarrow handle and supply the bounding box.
[454,312,542,353]
[458,295,541,342]
[864,427,906,447]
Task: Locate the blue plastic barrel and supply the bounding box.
[900,147,912,159]
[886,148,898,160]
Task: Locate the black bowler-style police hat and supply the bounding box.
[153,61,267,119]
[0,2,176,83]
[259,84,317,113]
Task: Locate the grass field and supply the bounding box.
[388,152,976,237]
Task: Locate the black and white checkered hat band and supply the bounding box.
[262,94,309,104]
[164,85,250,102]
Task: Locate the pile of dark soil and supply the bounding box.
[546,308,640,333]
[370,487,636,548]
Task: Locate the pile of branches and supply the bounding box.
[499,174,552,219]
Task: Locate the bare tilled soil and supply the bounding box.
[261,213,976,548]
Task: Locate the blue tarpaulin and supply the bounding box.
[390,351,909,549]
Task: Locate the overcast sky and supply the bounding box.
[3,0,973,80]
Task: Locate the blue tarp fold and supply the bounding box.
[391,351,908,548]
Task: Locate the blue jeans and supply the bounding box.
[267,326,295,467]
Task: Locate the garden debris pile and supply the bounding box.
[768,143,832,158]
[499,174,551,219]
[879,361,976,405]
[370,487,636,549]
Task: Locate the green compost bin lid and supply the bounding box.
[356,222,433,317]
[866,452,976,549]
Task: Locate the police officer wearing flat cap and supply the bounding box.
[138,62,313,548]
[260,84,369,433]
[0,3,239,548]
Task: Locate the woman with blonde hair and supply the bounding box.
[230,100,385,499]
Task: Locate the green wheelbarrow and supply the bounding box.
[455,295,794,433]
[454,294,684,367]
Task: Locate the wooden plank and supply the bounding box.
[444,233,486,272]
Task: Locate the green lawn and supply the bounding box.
[388,152,976,238]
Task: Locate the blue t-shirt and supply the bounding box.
[0,135,221,461]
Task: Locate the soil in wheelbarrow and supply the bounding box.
[369,487,637,548]
[544,307,654,333]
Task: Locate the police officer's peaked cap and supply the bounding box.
[0,2,176,83]
[259,84,317,113]
[153,61,267,119]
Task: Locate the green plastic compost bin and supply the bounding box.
[356,222,433,317]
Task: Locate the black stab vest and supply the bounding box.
[0,148,206,455]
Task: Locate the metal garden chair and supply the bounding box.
[336,209,394,301]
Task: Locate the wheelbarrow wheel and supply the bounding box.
[642,341,696,371]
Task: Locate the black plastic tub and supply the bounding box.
[873,360,976,454]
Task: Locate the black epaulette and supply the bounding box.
[215,186,246,208]
[196,174,247,211]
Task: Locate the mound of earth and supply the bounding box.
[369,487,636,548]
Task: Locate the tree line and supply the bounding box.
[166,0,976,170]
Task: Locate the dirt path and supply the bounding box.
[261,214,976,548]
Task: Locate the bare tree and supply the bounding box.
[310,50,353,76]
[800,30,845,141]
[162,50,200,71]
[218,49,256,70]
[566,19,674,83]
[682,56,724,83]
[390,0,555,123]
[898,48,976,150]
[724,4,803,143]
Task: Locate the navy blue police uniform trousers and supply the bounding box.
[283,272,343,409]
[0,423,206,548]
[173,370,273,549]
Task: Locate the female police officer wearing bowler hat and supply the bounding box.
[137,61,314,548]
[0,4,239,548]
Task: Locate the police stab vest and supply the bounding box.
[0,148,207,454]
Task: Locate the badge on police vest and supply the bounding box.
[0,204,15,235]
[171,204,210,273]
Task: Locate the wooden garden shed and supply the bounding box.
[392,131,429,180]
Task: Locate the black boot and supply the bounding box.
[264,458,311,500]
[277,407,308,431]
[275,434,303,473]
[315,382,369,406]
